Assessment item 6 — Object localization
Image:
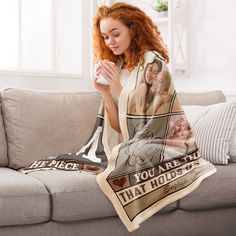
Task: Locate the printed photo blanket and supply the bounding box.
[21,51,216,232]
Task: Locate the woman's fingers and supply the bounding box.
[101,66,113,80]
[101,61,118,77]
[96,60,122,97]
[93,76,110,94]
[95,68,102,77]
[103,60,116,72]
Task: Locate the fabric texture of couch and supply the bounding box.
[0,88,235,236]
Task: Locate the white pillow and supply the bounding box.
[183,102,236,165]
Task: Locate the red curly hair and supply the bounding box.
[93,2,169,70]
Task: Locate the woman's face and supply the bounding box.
[145,63,159,85]
[100,17,132,56]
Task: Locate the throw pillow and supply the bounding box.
[229,125,236,162]
[183,102,236,165]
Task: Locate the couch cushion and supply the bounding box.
[229,123,236,162]
[179,163,236,210]
[0,167,50,226]
[28,170,177,222]
[0,103,8,167]
[0,88,101,169]
[178,90,226,106]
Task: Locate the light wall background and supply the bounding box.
[174,0,236,96]
[0,0,235,96]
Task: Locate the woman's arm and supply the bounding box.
[93,62,121,133]
[93,80,121,133]
[103,92,121,133]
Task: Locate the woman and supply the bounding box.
[92,2,168,132]
[92,2,216,232]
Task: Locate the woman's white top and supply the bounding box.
[119,68,130,87]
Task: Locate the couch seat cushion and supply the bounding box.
[0,168,50,226]
[29,170,177,222]
[179,163,236,210]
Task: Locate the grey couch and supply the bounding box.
[0,88,235,236]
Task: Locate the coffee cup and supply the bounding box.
[94,61,115,85]
[96,74,109,85]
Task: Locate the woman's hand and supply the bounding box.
[93,61,111,97]
[93,77,110,96]
[100,60,123,97]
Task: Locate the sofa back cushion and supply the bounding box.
[0,88,101,169]
[0,103,8,166]
[178,90,226,105]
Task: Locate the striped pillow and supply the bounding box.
[229,125,236,162]
[183,102,236,165]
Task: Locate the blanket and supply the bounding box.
[21,51,216,232]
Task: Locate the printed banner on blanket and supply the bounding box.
[21,51,216,232]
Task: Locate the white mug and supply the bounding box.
[94,61,115,85]
[96,74,109,85]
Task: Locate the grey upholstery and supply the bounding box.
[0,88,235,236]
[0,208,235,236]
[0,88,101,169]
[0,103,8,166]
[178,90,226,105]
[179,163,236,209]
[0,167,50,226]
[29,170,177,222]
